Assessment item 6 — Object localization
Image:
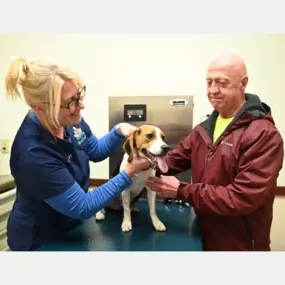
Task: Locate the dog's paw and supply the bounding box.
[131,206,139,213]
[121,220,132,232]
[153,219,166,231]
[95,211,105,221]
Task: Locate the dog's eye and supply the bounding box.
[161,135,165,141]
[146,134,154,139]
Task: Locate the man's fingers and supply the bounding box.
[147,179,162,188]
[148,176,172,183]
[148,177,172,189]
[148,176,162,183]
[146,181,158,190]
[147,182,162,192]
[147,181,177,199]
[160,175,171,179]
[160,175,175,181]
[147,181,170,192]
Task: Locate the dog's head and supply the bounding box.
[123,125,169,171]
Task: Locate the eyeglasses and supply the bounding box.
[60,85,86,114]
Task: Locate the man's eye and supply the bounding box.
[219,81,228,87]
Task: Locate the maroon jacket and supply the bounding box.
[163,93,284,251]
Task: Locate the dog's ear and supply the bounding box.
[123,139,131,155]
[123,129,138,162]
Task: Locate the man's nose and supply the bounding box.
[208,83,220,94]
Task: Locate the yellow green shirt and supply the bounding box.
[213,115,234,143]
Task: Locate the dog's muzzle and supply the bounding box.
[161,144,170,155]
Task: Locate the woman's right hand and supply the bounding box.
[124,152,151,177]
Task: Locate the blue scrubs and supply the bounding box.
[7,111,132,251]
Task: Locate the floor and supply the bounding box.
[37,200,202,251]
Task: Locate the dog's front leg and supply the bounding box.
[121,190,132,232]
[146,187,166,231]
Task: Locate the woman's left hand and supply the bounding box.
[116,123,137,137]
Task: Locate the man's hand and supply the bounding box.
[147,175,180,199]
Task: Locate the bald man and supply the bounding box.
[147,54,284,251]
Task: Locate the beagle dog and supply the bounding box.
[95,124,169,232]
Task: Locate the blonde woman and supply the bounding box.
[5,57,151,251]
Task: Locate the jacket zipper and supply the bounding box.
[204,149,210,165]
[199,124,255,249]
[204,141,255,250]
[199,128,225,166]
[242,216,255,250]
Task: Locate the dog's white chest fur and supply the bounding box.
[118,153,166,232]
[120,153,156,195]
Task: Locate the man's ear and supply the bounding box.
[123,129,137,162]
[241,75,248,90]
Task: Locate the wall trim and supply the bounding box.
[89,179,285,196]
[89,178,109,187]
[275,186,285,196]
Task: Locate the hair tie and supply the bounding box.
[23,63,29,73]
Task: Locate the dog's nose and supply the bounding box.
[162,144,170,153]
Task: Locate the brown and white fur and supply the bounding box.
[95,125,169,232]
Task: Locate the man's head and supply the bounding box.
[206,54,248,118]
